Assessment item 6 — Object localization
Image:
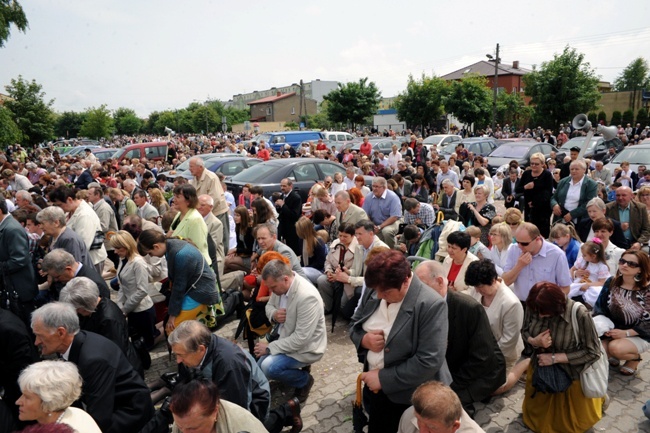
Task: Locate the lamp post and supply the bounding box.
[486,43,500,132]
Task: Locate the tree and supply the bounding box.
[0,106,21,148]
[0,0,28,48]
[152,111,178,135]
[622,109,635,125]
[496,91,533,130]
[611,111,622,126]
[323,78,381,129]
[113,107,143,136]
[637,109,650,128]
[523,46,601,131]
[4,75,55,145]
[613,57,650,91]
[79,105,114,139]
[444,75,492,131]
[394,73,448,131]
[223,106,250,130]
[54,111,86,138]
[597,111,607,125]
[588,112,598,126]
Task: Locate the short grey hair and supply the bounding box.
[15,190,33,202]
[261,259,293,281]
[474,184,490,196]
[334,190,350,200]
[59,277,100,314]
[25,162,37,170]
[586,197,606,211]
[123,179,136,188]
[570,159,587,170]
[256,221,277,237]
[167,320,211,352]
[41,249,76,274]
[189,156,205,167]
[441,179,453,188]
[372,177,387,187]
[198,194,214,207]
[70,163,84,172]
[18,360,82,413]
[36,206,66,226]
[31,302,80,335]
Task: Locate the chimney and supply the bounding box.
[277,91,282,97]
[512,61,519,69]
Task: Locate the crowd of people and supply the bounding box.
[1,122,650,433]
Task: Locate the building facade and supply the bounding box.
[248,92,317,123]
[228,80,338,111]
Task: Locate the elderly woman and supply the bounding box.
[110,230,158,349]
[488,223,512,275]
[16,361,101,432]
[465,259,525,378]
[25,162,47,185]
[594,250,650,376]
[474,168,495,204]
[461,184,496,245]
[168,184,211,265]
[518,152,554,238]
[138,229,219,334]
[522,282,604,433]
[576,197,628,248]
[441,231,479,292]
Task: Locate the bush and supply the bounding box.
[636,109,649,128]
[597,111,607,125]
[611,111,622,126]
[623,109,635,125]
[588,113,598,125]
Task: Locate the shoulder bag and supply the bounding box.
[570,302,609,398]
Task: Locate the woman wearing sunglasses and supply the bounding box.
[593,250,650,376]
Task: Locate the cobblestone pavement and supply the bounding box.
[146,315,650,433]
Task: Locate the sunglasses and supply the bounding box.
[516,237,536,247]
[618,258,640,268]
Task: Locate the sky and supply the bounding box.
[2,0,650,117]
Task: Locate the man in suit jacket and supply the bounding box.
[590,161,612,186]
[434,179,460,219]
[334,190,368,228]
[550,160,598,224]
[31,303,154,433]
[415,260,506,417]
[501,169,524,210]
[255,222,307,279]
[606,186,650,250]
[254,260,327,403]
[41,248,110,301]
[350,250,451,433]
[0,197,37,327]
[276,178,303,256]
[133,189,159,222]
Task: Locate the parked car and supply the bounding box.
[112,142,168,162]
[159,153,243,179]
[168,156,261,180]
[440,137,498,160]
[558,136,622,161]
[422,134,462,152]
[321,131,355,142]
[340,138,403,155]
[225,159,352,202]
[92,148,117,162]
[487,142,565,175]
[605,143,650,174]
[61,145,100,157]
[254,131,325,151]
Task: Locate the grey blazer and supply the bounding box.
[336,203,368,227]
[350,275,452,405]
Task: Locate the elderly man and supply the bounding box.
[31,303,153,433]
[350,250,451,433]
[2,169,32,191]
[436,160,460,192]
[503,222,572,300]
[123,179,138,197]
[334,190,368,229]
[404,198,437,228]
[14,190,40,212]
[254,260,327,403]
[344,166,357,189]
[415,260,505,416]
[189,156,230,245]
[254,222,307,279]
[591,160,612,186]
[36,206,94,269]
[576,197,629,248]
[40,248,110,301]
[70,162,94,190]
[434,179,460,219]
[275,177,302,256]
[550,159,597,224]
[397,381,485,433]
[0,197,37,328]
[605,185,650,251]
[362,177,402,248]
[133,189,159,222]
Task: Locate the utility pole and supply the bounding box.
[492,43,499,131]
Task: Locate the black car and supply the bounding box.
[167,156,261,180]
[159,153,245,180]
[439,137,498,160]
[225,159,351,202]
[341,138,403,155]
[487,142,565,175]
[558,136,624,162]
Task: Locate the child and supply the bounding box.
[466,226,490,259]
[568,238,611,306]
[549,223,582,268]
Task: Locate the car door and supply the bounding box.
[290,163,320,200]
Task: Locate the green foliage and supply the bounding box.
[588,113,598,125]
[637,109,650,128]
[444,74,492,130]
[191,105,220,133]
[284,121,299,130]
[323,78,381,129]
[610,111,622,126]
[622,109,635,125]
[613,58,650,91]
[597,111,607,125]
[0,0,28,48]
[4,76,55,145]
[523,46,600,131]
[394,73,448,130]
[79,105,114,139]
[150,111,178,135]
[54,111,86,139]
[0,105,21,147]
[113,107,143,136]
[496,91,533,130]
[224,106,250,129]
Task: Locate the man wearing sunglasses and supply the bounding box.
[502,222,572,302]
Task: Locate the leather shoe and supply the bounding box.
[294,374,314,403]
[286,397,302,433]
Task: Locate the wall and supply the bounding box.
[598,90,644,122]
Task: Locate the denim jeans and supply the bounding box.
[644,399,650,420]
[258,353,309,388]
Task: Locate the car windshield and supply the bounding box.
[560,138,599,152]
[423,136,443,145]
[489,145,530,158]
[230,163,279,183]
[174,154,219,172]
[611,147,650,165]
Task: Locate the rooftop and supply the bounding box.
[440,60,531,80]
[247,92,297,105]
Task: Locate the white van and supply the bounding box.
[322,131,355,142]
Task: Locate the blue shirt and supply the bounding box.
[618,205,632,240]
[362,189,402,226]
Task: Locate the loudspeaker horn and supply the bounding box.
[596,124,618,141]
[572,114,592,131]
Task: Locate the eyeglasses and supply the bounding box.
[618,258,640,268]
[516,237,536,247]
[529,162,541,166]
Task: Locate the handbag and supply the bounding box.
[531,355,572,396]
[570,302,609,398]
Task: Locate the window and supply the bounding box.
[291,164,319,182]
[291,107,295,115]
[337,135,345,141]
[217,161,245,176]
[266,105,272,115]
[318,162,346,179]
[126,149,141,159]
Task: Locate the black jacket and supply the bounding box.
[0,215,37,302]
[576,217,629,250]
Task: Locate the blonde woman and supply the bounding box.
[111,230,157,348]
[295,216,327,284]
[149,187,170,217]
[488,223,513,275]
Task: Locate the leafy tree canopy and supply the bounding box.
[496,91,533,130]
[523,46,600,131]
[395,73,448,130]
[79,105,114,140]
[53,111,87,139]
[444,74,492,130]
[613,57,650,91]
[113,107,143,136]
[4,75,55,145]
[0,105,21,147]
[323,78,381,129]
[0,0,28,48]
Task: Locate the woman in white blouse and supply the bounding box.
[488,223,512,275]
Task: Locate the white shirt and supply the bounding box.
[362,298,404,370]
[564,175,584,212]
